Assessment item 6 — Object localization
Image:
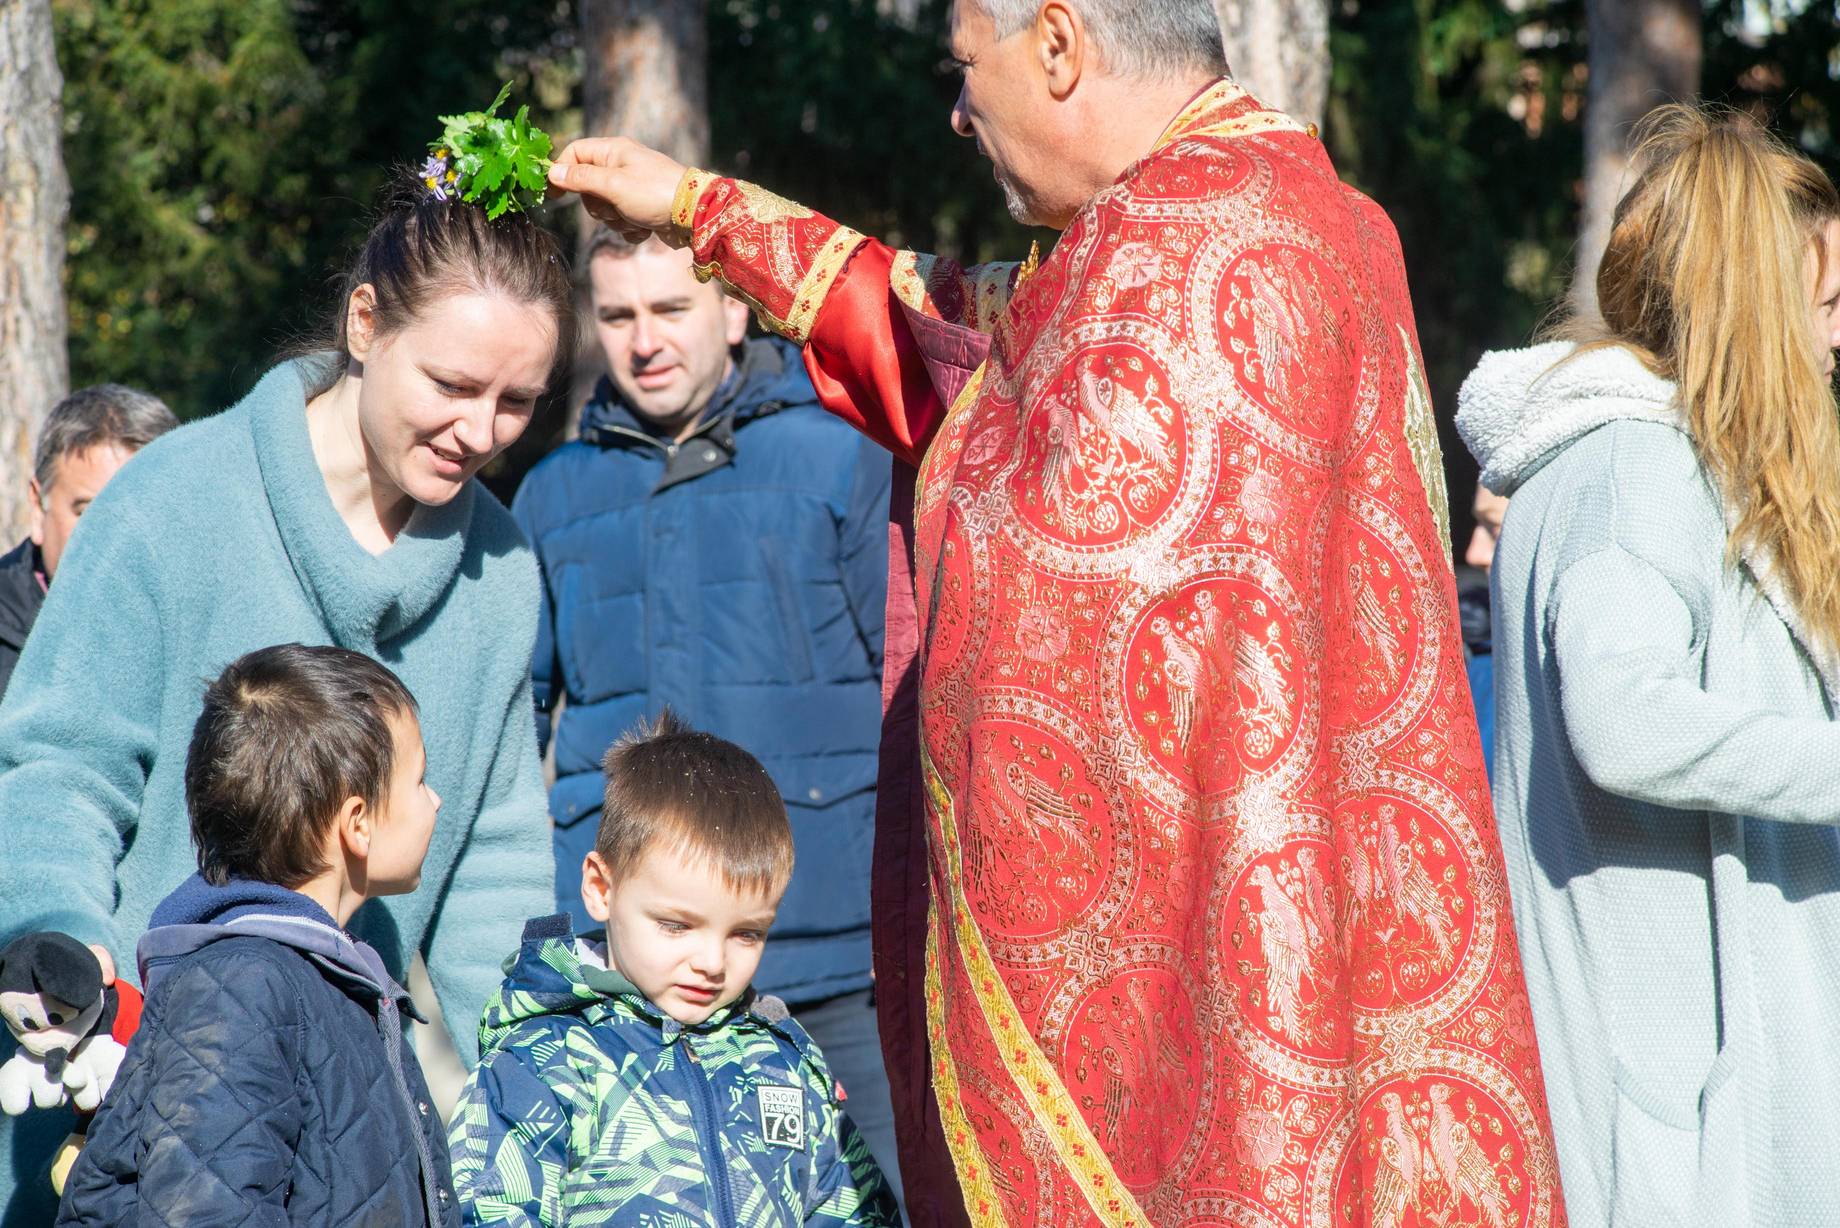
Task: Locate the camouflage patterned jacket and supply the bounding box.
[447,915,901,1228]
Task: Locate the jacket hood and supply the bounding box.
[1456,340,1682,496]
[1459,340,1840,697]
[480,914,760,1055]
[137,874,416,1015]
[580,334,812,441]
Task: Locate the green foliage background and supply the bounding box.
[54,0,1840,530]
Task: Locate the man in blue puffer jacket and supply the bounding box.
[511,228,899,1203]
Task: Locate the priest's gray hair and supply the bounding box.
[973,0,1228,80]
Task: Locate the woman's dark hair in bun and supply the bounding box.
[302,168,575,392]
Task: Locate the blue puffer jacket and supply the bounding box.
[56,877,458,1227]
[512,337,889,1006]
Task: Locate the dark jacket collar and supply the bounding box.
[138,874,420,1017]
[0,538,45,652]
[578,336,811,492]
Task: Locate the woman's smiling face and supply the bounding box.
[349,287,557,507]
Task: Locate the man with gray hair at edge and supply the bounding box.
[0,385,178,696]
[547,2,1565,1225]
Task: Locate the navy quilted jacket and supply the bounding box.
[56,877,458,1227]
[511,337,889,1005]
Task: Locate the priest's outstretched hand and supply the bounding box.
[547,138,687,245]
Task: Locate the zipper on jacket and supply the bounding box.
[682,1037,739,1228]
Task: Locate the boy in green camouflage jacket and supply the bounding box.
[446,714,900,1228]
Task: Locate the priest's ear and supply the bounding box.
[1034,2,1087,98]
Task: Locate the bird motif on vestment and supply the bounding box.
[1426,1083,1509,1227]
[1382,815,1456,966]
[1095,979,1188,1149]
[1076,364,1172,471]
[1293,846,1333,947]
[1371,1091,1421,1228]
[1249,863,1310,1039]
[1349,559,1401,678]
[1153,615,1205,746]
[973,759,1090,861]
[1239,259,1312,400]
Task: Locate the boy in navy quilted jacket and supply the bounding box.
[448,712,899,1227]
[57,643,459,1227]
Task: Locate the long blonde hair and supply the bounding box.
[1567,104,1840,649]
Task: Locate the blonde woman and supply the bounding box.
[1457,105,1840,1225]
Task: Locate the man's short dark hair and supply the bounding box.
[597,710,793,897]
[186,643,419,888]
[33,384,178,492]
[584,224,646,265]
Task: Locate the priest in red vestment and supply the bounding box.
[546,3,1564,1226]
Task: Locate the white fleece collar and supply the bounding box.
[1455,341,1682,497]
[1457,340,1840,698]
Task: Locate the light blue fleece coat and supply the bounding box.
[1458,341,1840,1228]
[0,359,553,1221]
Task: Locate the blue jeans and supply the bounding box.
[792,988,906,1220]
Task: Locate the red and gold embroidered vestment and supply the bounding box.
[672,80,1564,1228]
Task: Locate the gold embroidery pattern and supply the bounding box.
[732,179,815,226]
[891,250,937,315]
[782,226,870,344]
[926,757,1154,1228]
[1401,326,1453,573]
[925,919,1017,1228]
[671,167,716,237]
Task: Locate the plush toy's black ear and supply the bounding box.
[0,935,27,995]
[21,934,102,1009]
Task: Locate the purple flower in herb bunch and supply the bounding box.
[421,152,452,200]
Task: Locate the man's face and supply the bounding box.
[590,243,750,440]
[29,442,135,580]
[581,844,780,1025]
[949,0,1063,227]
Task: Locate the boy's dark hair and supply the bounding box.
[597,710,793,897]
[186,643,419,888]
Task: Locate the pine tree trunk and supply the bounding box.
[1572,0,1701,319]
[0,0,70,542]
[580,0,709,176]
[1213,0,1331,130]
[570,0,711,416]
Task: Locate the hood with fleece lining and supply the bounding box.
[1457,338,1840,697]
[1455,339,1682,497]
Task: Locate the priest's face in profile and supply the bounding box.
[949,0,1077,227]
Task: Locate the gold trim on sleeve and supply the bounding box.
[780,226,870,344]
[891,251,938,315]
[670,167,716,238]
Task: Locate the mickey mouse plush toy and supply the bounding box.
[0,932,142,1117]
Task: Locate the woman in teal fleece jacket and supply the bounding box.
[0,181,572,1223]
